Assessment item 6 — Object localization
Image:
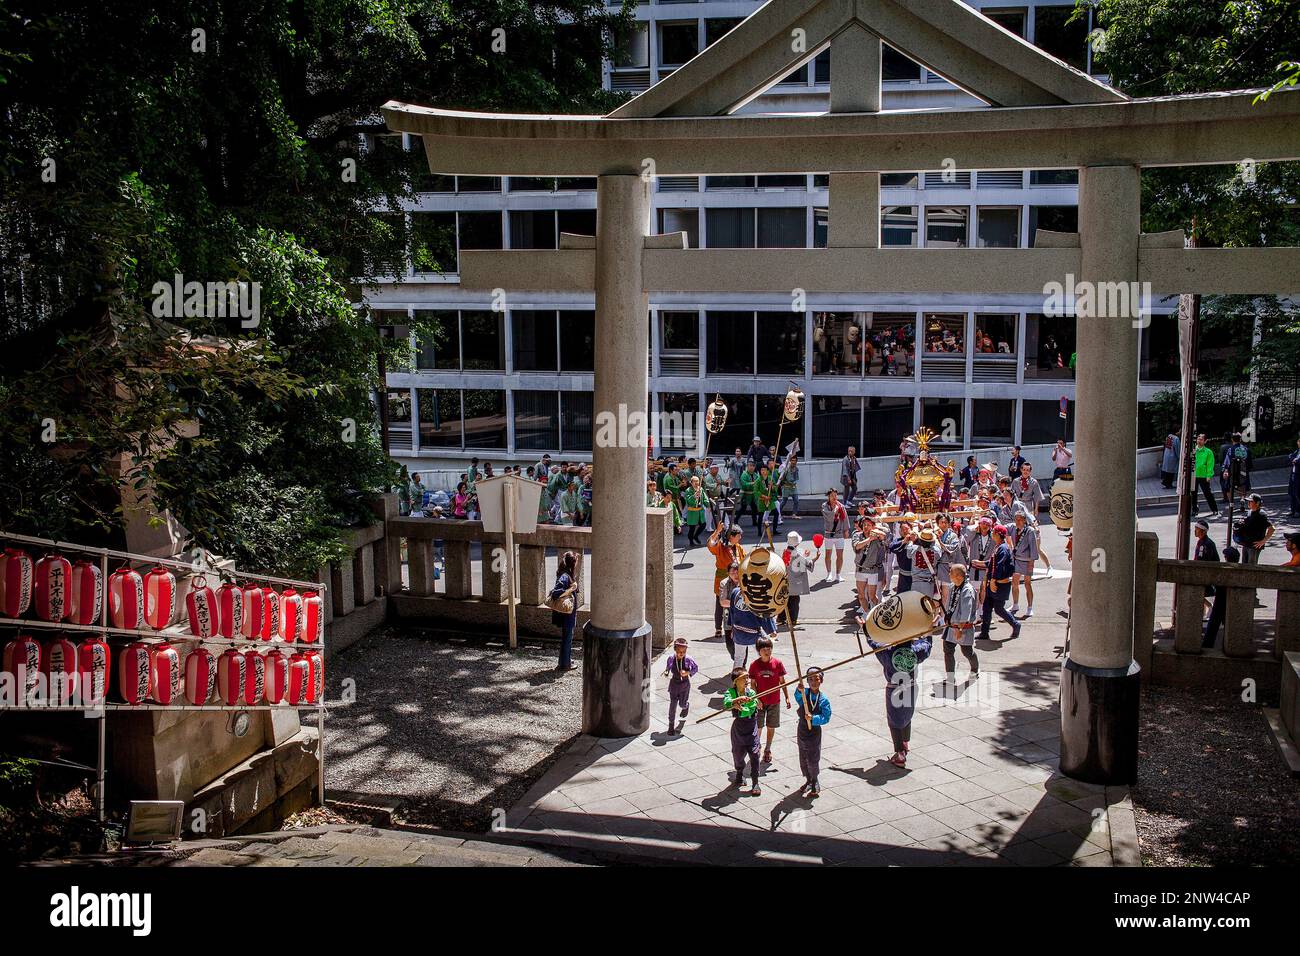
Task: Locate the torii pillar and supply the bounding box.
[583,173,653,737]
[1059,164,1142,783]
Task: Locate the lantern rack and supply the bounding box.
[0,530,328,826]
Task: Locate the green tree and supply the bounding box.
[0,1,629,575]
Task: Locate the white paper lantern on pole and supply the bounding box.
[108,568,144,630]
[33,553,72,623]
[0,547,33,618]
[67,561,103,627]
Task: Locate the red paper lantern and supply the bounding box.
[33,553,72,623]
[242,649,266,705]
[287,652,310,705]
[217,648,246,705]
[185,576,219,639]
[184,647,216,706]
[0,547,33,618]
[264,649,287,704]
[119,641,153,706]
[67,561,103,626]
[302,591,324,644]
[278,589,304,644]
[260,587,281,642]
[44,635,79,706]
[143,567,176,631]
[77,637,110,706]
[3,634,42,707]
[306,650,324,704]
[240,584,266,639]
[151,643,181,705]
[216,583,244,639]
[108,568,144,630]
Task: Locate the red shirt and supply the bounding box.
[748,657,787,707]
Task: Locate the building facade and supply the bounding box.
[366,0,1183,473]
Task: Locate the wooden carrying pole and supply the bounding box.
[784,609,812,730]
[504,480,518,650]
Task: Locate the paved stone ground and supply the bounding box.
[500,514,1144,866]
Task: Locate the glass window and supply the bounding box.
[813,208,829,248]
[557,208,597,239]
[659,22,699,66]
[460,311,505,371]
[705,18,742,47]
[456,176,501,192]
[512,310,558,372]
[658,393,700,451]
[814,49,830,84]
[864,314,916,377]
[1023,399,1075,444]
[613,22,649,68]
[755,395,786,444]
[712,394,755,457]
[705,176,755,190]
[1029,169,1079,186]
[509,209,557,249]
[925,206,968,247]
[974,314,1017,355]
[757,207,806,248]
[659,208,699,248]
[984,7,1027,37]
[757,175,806,189]
[883,44,922,81]
[756,312,804,376]
[976,207,1020,248]
[458,211,502,251]
[863,397,915,457]
[706,311,754,374]
[882,172,919,188]
[559,310,595,372]
[419,173,456,193]
[705,207,755,247]
[923,313,966,354]
[507,177,556,192]
[417,389,461,448]
[1033,5,1089,71]
[882,206,919,246]
[414,310,460,370]
[1140,313,1180,383]
[812,395,861,459]
[386,389,412,425]
[410,211,456,273]
[462,390,506,447]
[561,392,593,452]
[1029,206,1078,243]
[514,391,559,451]
[1024,314,1077,379]
[660,311,699,351]
[921,397,964,448]
[972,399,1015,448]
[813,311,863,377]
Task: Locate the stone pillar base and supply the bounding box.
[582,621,652,738]
[1060,656,1141,785]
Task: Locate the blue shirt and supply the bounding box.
[793,687,832,728]
[991,542,1015,579]
[726,585,776,645]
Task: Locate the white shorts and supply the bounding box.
[823,537,845,551]
[856,571,881,585]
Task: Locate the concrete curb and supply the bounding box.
[1104,786,1142,866]
[1137,484,1287,510]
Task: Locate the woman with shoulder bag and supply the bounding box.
[549,551,580,671]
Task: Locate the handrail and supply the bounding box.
[1154,557,1300,591]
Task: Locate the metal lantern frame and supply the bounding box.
[0,530,329,823]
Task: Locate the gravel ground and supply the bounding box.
[323,625,581,831]
[1132,686,1299,866]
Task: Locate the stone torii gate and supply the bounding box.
[385,0,1300,782]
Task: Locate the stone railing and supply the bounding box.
[312,496,394,653]
[382,506,675,651]
[1135,530,1300,700]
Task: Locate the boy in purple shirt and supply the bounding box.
[662,637,699,735]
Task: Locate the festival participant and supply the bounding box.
[1193,519,1224,648]
[738,460,759,527]
[682,475,707,547]
[703,462,723,532]
[890,518,915,593]
[994,482,1029,527]
[840,446,861,504]
[1050,439,1073,478]
[558,479,582,526]
[821,488,850,583]
[793,667,832,797]
[720,569,778,669]
[646,480,664,508]
[934,513,960,606]
[866,628,932,768]
[778,454,800,522]
[959,455,979,490]
[1007,446,1027,479]
[940,563,979,686]
[726,448,747,489]
[1193,433,1219,517]
[708,525,745,640]
[1234,493,1274,565]
[852,516,886,613]
[723,668,762,796]
[978,525,1021,641]
[747,436,767,469]
[1010,511,1038,617]
[662,637,698,735]
[964,514,995,597]
[755,464,778,534]
[748,637,791,765]
[782,532,811,628]
[1012,462,1044,517]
